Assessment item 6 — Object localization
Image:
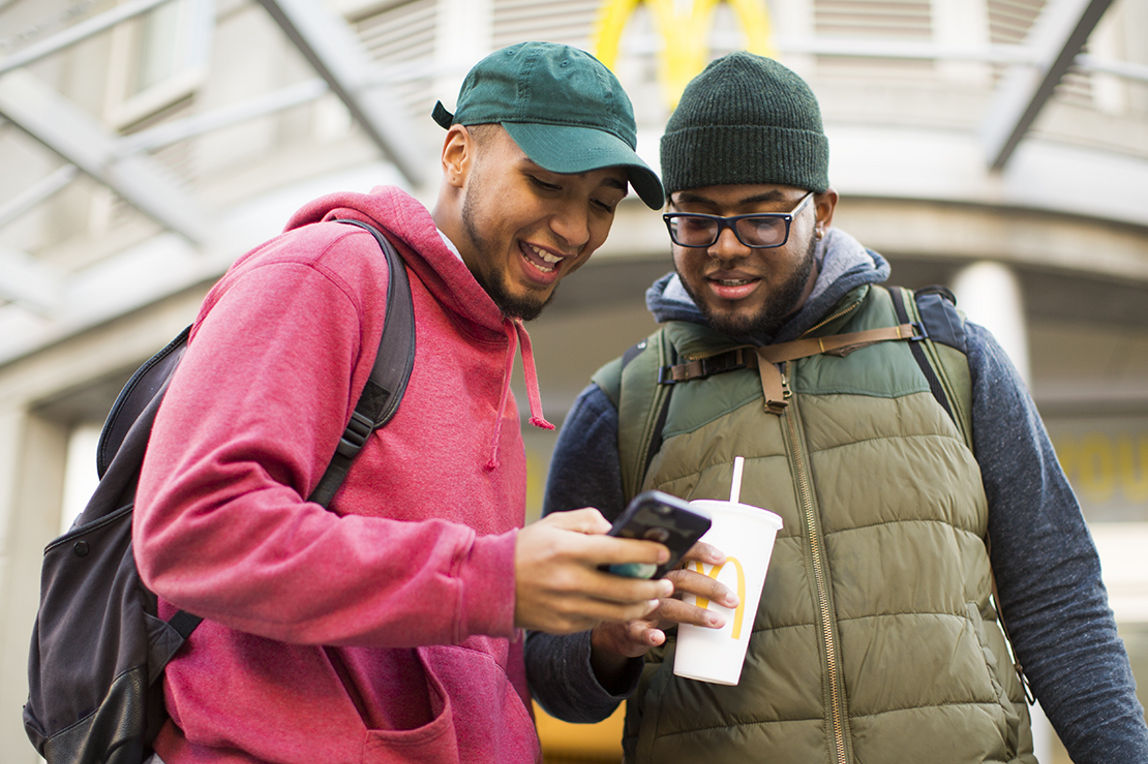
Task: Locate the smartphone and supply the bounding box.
[603,490,712,579]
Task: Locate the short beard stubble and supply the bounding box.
[679,234,818,340]
[460,168,554,322]
[458,124,553,322]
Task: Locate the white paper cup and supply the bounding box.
[672,499,783,686]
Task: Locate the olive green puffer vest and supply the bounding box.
[597,285,1034,764]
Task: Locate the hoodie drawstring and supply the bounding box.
[515,320,554,432]
[485,319,554,470]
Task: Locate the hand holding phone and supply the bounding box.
[604,490,711,579]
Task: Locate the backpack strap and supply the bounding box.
[169,220,416,642]
[887,285,973,449]
[308,219,416,507]
[604,287,971,503]
[592,329,675,502]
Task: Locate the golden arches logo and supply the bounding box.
[692,557,747,639]
[593,0,777,108]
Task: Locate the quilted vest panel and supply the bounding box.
[623,287,1034,764]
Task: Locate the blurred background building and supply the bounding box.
[0,0,1144,761]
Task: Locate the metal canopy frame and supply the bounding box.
[0,0,426,317]
[0,0,1134,359]
[253,0,426,187]
[0,0,1126,244]
[981,0,1116,170]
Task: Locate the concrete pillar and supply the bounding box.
[0,405,69,763]
[951,260,1031,384]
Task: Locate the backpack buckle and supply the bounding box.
[335,410,374,458]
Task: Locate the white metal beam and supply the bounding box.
[0,0,174,77]
[253,0,427,187]
[0,246,59,313]
[0,70,208,244]
[0,164,79,230]
[981,0,1115,171]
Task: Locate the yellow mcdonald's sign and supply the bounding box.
[692,557,747,639]
[593,0,778,108]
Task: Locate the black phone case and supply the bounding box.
[606,490,712,578]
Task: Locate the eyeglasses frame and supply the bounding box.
[662,190,816,249]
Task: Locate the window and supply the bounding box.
[105,0,212,128]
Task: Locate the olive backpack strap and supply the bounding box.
[887,285,973,450]
[591,328,676,503]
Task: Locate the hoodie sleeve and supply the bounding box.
[525,383,643,722]
[134,227,516,647]
[968,322,1148,761]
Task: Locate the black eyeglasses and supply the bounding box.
[663,191,814,249]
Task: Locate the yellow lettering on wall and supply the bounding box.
[1078,434,1116,503]
[1119,436,1148,502]
[593,0,777,108]
[692,556,747,638]
[1053,431,1148,507]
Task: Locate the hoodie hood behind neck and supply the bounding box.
[647,227,891,344]
[283,185,553,466]
[284,185,509,336]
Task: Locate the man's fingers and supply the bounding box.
[656,596,727,630]
[542,507,613,535]
[665,568,739,609]
[680,539,726,565]
[594,536,671,568]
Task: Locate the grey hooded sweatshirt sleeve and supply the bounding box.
[524,230,1148,762]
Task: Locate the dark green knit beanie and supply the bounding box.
[660,52,829,195]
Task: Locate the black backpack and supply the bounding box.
[23,219,416,764]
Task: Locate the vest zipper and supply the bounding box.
[800,294,864,339]
[783,376,851,764]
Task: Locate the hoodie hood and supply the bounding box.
[285,186,553,467]
[285,185,510,337]
[647,227,891,344]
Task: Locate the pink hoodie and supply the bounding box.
[134,186,551,762]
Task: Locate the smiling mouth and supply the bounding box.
[706,273,761,301]
[521,242,565,275]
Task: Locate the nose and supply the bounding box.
[708,223,749,262]
[549,202,591,250]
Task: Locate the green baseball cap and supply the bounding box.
[432,41,664,209]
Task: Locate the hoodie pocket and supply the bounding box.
[322,644,458,763]
[410,644,540,763]
[359,658,458,763]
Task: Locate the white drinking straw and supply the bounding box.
[729,456,745,504]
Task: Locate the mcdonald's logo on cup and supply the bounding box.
[692,557,747,638]
[674,499,783,686]
[592,0,778,107]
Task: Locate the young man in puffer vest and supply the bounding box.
[525,52,1148,764]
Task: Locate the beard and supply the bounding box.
[677,235,818,340]
[460,180,554,322]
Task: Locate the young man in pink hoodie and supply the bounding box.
[133,41,667,763]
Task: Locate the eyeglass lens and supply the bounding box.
[668,215,790,248]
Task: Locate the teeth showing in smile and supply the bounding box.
[525,243,562,273]
[715,278,753,286]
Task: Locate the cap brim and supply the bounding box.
[503,122,664,209]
